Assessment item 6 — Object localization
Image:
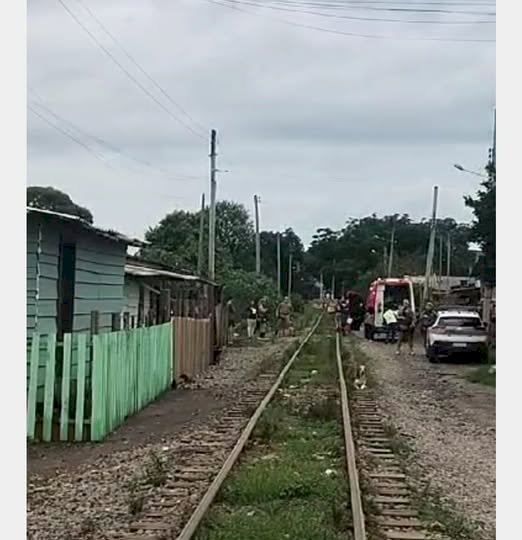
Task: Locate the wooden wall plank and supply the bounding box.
[60,333,72,441]
[42,334,56,442]
[74,334,87,441]
[27,334,40,439]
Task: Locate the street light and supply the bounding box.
[453,164,487,178]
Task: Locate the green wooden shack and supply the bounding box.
[27,207,144,337]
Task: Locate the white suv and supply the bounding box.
[425,310,488,363]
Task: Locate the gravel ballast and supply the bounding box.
[27,339,297,540]
[353,338,495,540]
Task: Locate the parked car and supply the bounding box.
[425,309,488,363]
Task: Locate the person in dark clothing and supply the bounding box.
[396,299,415,355]
[419,302,437,347]
[339,295,351,335]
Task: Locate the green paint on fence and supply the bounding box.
[90,322,172,441]
[75,334,88,442]
[27,333,40,439]
[42,334,56,442]
[60,333,72,441]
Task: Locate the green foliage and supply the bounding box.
[220,268,279,324]
[306,214,475,295]
[464,160,495,285]
[142,200,255,275]
[27,186,93,223]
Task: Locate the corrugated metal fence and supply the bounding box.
[27,317,214,443]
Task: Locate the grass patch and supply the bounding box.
[196,322,350,540]
[467,364,496,388]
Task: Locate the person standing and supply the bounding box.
[245,300,257,340]
[257,297,269,339]
[383,304,398,344]
[419,301,437,347]
[276,296,292,337]
[339,295,351,335]
[396,299,415,355]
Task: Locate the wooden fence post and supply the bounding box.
[160,289,171,323]
[111,313,120,332]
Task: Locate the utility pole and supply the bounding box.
[254,195,261,275]
[383,246,388,277]
[197,193,205,276]
[277,232,281,296]
[331,260,336,299]
[319,270,324,300]
[387,222,395,277]
[423,186,439,304]
[208,129,217,280]
[287,252,293,297]
[438,234,443,286]
[446,233,451,294]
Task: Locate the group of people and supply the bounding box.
[333,292,365,335]
[245,296,293,339]
[382,300,437,355]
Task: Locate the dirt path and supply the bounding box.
[353,338,495,540]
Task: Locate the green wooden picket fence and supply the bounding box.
[26,322,172,442]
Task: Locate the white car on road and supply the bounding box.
[425,310,488,363]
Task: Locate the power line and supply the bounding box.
[220,0,495,23]
[72,0,207,133]
[29,104,116,169]
[203,0,495,41]
[264,0,495,16]
[28,94,201,182]
[56,0,207,140]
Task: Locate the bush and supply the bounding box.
[220,268,279,324]
[290,293,304,313]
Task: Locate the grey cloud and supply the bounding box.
[28,0,495,246]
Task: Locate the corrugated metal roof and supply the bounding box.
[125,263,217,286]
[27,206,146,247]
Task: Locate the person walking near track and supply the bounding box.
[396,299,415,355]
[245,300,257,340]
[276,296,292,337]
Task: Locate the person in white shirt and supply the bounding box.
[383,304,398,344]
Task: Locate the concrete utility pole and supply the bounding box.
[446,232,451,294]
[439,234,444,283]
[331,261,336,299]
[197,193,205,276]
[277,232,281,295]
[423,185,439,304]
[319,270,324,300]
[383,246,388,277]
[254,195,261,275]
[208,129,217,280]
[387,222,395,277]
[288,252,293,297]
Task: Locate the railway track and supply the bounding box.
[103,316,323,540]
[107,317,431,540]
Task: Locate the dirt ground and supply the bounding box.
[27,340,293,480]
[353,336,496,539]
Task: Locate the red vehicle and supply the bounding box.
[364,277,416,340]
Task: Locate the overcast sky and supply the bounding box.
[27,0,495,245]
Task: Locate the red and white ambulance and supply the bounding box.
[364,277,416,340]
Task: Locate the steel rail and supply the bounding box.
[176,313,323,540]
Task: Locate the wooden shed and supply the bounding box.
[26,207,144,337]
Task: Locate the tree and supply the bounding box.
[143,200,256,275]
[27,186,93,223]
[464,155,496,285]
